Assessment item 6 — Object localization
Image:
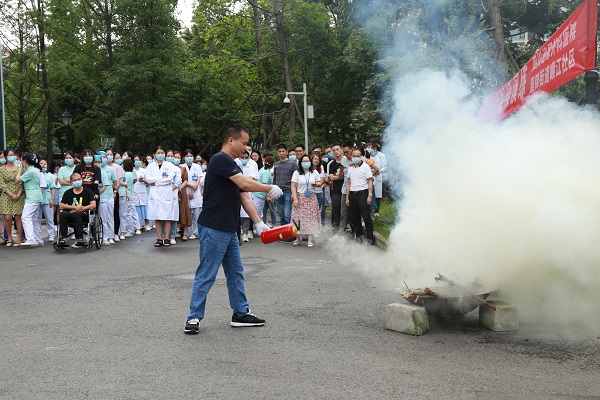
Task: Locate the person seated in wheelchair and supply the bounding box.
[58,172,96,247]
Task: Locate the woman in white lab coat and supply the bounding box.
[183,149,204,240]
[145,146,180,247]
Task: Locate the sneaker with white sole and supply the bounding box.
[113,236,120,242]
[135,230,141,235]
[188,234,197,240]
[20,241,38,247]
[242,233,248,242]
[108,238,115,244]
[119,235,126,240]
[103,240,111,246]
[144,225,152,232]
[247,231,253,240]
[170,238,176,245]
[184,318,200,334]
[230,313,265,327]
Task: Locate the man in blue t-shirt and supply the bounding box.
[185,124,283,334]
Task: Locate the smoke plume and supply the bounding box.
[347,0,600,332]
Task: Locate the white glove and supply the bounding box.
[268,185,283,200]
[254,221,270,235]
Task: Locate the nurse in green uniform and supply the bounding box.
[16,153,43,246]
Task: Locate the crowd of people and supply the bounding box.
[0,138,387,249]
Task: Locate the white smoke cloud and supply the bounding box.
[345,1,600,333]
[377,69,600,332]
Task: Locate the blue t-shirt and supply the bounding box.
[197,151,243,232]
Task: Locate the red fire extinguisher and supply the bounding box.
[260,220,300,244]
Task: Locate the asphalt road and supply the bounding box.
[1,229,599,399]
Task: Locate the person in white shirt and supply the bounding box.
[238,151,258,241]
[183,149,204,240]
[132,155,150,231]
[39,159,56,242]
[368,141,387,216]
[345,147,374,245]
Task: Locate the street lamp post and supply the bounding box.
[61,110,73,151]
[0,44,6,151]
[283,82,308,151]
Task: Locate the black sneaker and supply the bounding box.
[184,318,200,334]
[230,313,265,327]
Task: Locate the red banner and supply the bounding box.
[479,0,598,122]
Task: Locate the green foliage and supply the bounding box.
[372,198,397,239]
[0,0,597,155]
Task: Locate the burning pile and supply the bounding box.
[399,274,497,318]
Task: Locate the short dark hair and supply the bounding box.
[352,147,365,156]
[122,158,134,172]
[222,124,249,144]
[340,140,354,149]
[294,143,305,150]
[277,143,287,151]
[372,142,381,151]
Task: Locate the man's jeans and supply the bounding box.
[276,191,292,226]
[187,224,250,320]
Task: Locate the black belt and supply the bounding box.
[350,189,368,194]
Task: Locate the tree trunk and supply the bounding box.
[36,0,53,158]
[272,0,296,137]
[249,0,268,144]
[488,0,509,82]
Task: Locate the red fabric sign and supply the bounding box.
[479,0,598,122]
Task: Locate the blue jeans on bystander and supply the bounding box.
[276,191,292,226]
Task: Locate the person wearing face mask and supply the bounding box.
[238,151,258,241]
[183,149,203,240]
[273,144,296,228]
[114,153,129,240]
[173,151,192,241]
[57,173,96,247]
[56,152,76,208]
[163,150,183,244]
[367,141,386,216]
[106,149,125,241]
[345,147,375,245]
[255,156,275,228]
[122,158,140,237]
[0,149,25,246]
[74,149,102,200]
[310,153,327,227]
[39,159,56,242]
[0,152,6,244]
[98,151,119,245]
[16,153,44,246]
[145,146,180,247]
[290,154,322,247]
[132,155,150,232]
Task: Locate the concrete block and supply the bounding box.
[385,303,429,336]
[479,300,519,332]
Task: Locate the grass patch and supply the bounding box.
[372,198,397,239]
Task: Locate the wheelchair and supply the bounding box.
[53,209,103,252]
